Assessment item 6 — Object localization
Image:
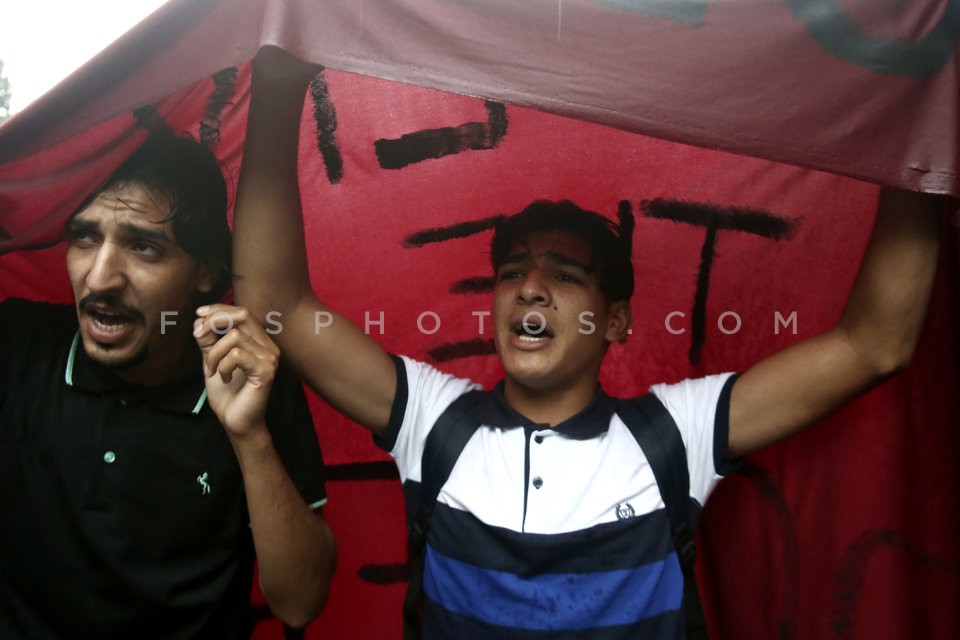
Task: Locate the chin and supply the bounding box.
[84,341,149,372]
[503,364,554,390]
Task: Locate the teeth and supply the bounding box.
[518,333,545,342]
[93,318,124,331]
[92,313,130,331]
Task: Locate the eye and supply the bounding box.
[131,241,162,258]
[66,227,97,247]
[556,272,583,284]
[497,268,524,282]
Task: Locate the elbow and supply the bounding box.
[273,600,326,632]
[874,350,914,378]
[265,533,338,629]
[836,325,919,381]
[866,332,919,378]
[266,573,333,630]
[859,340,916,381]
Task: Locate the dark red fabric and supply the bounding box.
[0,0,956,198]
[0,2,957,638]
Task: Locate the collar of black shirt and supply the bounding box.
[65,332,208,415]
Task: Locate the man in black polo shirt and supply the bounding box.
[0,133,336,638]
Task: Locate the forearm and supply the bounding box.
[231,48,399,433]
[233,50,321,320]
[837,186,944,374]
[728,187,945,456]
[231,428,337,628]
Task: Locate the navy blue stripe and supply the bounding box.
[429,502,676,574]
[422,545,683,631]
[423,598,683,640]
[713,372,740,475]
[374,355,409,453]
[402,479,423,528]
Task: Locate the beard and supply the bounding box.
[96,343,150,372]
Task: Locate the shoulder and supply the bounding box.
[393,354,482,413]
[0,299,76,388]
[647,372,738,421]
[646,372,740,481]
[0,297,73,321]
[0,298,76,347]
[376,354,482,460]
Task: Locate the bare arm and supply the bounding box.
[232,47,396,434]
[728,187,945,458]
[194,305,336,628]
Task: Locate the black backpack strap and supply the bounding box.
[617,394,710,640]
[403,389,485,640]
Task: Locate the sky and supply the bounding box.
[0,0,170,113]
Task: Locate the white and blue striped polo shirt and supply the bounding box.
[378,355,737,640]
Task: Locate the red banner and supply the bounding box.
[0,0,957,199]
[0,2,957,638]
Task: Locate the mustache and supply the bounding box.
[78,294,145,322]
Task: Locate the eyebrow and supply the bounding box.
[65,218,97,235]
[119,222,170,244]
[501,250,594,272]
[67,216,172,245]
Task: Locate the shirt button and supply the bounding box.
[532,476,543,489]
[103,451,117,464]
[534,435,544,444]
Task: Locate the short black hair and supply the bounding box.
[490,200,635,301]
[77,132,232,303]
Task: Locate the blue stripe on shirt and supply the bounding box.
[422,545,684,631]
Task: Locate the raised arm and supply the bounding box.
[728,186,945,458]
[232,46,397,434]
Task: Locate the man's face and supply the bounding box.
[492,229,630,395]
[65,183,215,385]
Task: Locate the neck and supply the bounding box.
[503,377,599,426]
[117,333,197,388]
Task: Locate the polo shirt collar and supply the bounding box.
[479,381,616,439]
[64,331,208,415]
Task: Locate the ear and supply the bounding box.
[195,262,220,295]
[604,300,632,343]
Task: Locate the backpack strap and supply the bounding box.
[403,389,485,640]
[617,393,710,640]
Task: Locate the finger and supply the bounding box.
[203,329,279,380]
[215,343,278,388]
[194,314,250,376]
[205,326,279,364]
[194,304,239,348]
[193,317,219,350]
[196,309,279,359]
[196,305,278,352]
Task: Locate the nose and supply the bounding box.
[517,268,551,306]
[85,244,127,294]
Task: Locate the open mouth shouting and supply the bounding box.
[78,295,145,346]
[511,312,554,347]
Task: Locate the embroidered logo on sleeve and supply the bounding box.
[197,472,211,495]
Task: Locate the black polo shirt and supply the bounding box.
[0,299,327,639]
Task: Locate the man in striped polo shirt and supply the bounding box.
[227,46,943,639]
